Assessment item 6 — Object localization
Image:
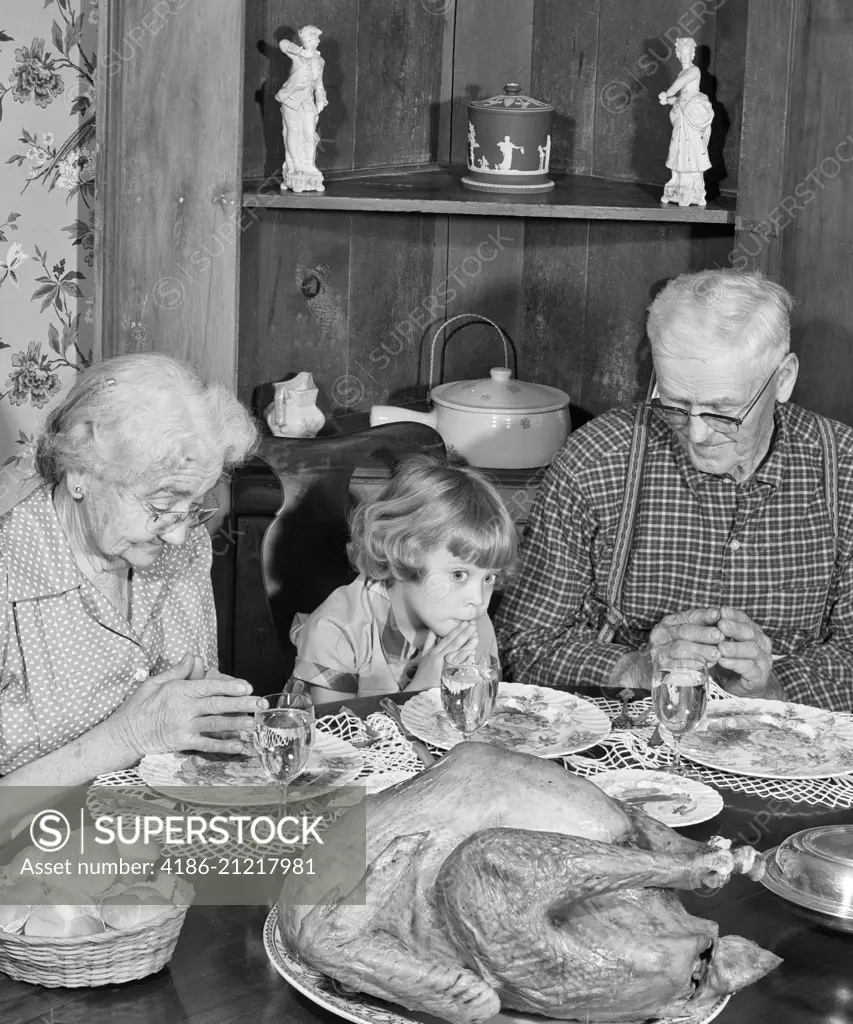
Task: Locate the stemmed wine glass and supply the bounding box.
[440,651,499,742]
[651,654,710,775]
[253,692,315,818]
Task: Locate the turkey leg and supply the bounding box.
[436,827,758,912]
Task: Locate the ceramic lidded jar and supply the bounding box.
[462,83,555,194]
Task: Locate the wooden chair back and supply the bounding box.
[256,423,445,690]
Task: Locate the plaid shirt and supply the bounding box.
[495,402,853,712]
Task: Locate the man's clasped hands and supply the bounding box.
[617,605,784,700]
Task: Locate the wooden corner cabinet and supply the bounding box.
[96,0,853,684]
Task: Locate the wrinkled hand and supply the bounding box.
[406,621,479,692]
[649,606,723,672]
[711,606,783,699]
[110,654,266,758]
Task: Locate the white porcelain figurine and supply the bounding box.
[659,37,713,207]
[277,25,327,193]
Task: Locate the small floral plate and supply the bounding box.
[588,768,723,827]
[138,730,364,807]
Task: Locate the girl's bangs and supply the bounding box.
[446,511,517,571]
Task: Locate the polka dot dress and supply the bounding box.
[0,485,219,774]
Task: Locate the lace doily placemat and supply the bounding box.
[563,690,853,811]
[89,689,853,861]
[87,711,424,860]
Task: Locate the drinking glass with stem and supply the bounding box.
[650,654,710,775]
[441,651,500,742]
[253,692,315,818]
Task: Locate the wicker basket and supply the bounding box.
[0,877,194,988]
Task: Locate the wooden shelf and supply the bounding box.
[243,166,736,223]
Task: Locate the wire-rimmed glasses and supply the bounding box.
[647,363,781,436]
[133,492,220,532]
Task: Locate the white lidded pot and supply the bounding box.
[369,315,571,469]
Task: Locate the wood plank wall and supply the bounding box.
[238,0,746,421]
[780,0,853,425]
[98,0,244,384]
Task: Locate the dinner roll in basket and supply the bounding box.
[0,879,46,934]
[0,875,194,987]
[24,889,105,938]
[101,885,173,930]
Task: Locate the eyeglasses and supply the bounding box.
[133,493,220,532]
[648,364,781,436]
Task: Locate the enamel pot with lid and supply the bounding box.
[369,315,571,470]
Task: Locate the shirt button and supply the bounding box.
[133,668,148,683]
[730,539,741,551]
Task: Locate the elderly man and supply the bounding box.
[496,270,853,711]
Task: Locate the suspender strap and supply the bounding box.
[814,413,839,550]
[814,412,839,641]
[598,394,654,644]
[596,403,839,647]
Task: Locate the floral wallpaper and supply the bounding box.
[0,0,97,475]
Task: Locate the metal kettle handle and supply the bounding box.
[426,314,513,394]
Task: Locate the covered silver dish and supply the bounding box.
[761,825,853,933]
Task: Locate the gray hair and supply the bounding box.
[647,269,793,375]
[35,353,259,488]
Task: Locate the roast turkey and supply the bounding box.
[279,742,780,1023]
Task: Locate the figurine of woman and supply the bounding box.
[658,37,713,207]
[277,25,328,193]
[496,135,524,171]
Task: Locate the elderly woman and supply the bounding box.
[0,353,262,785]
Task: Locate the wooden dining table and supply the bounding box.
[2,690,853,1024]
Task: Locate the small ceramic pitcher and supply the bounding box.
[267,372,326,438]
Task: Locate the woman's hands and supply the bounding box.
[406,621,480,692]
[109,654,265,759]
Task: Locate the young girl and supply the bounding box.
[289,455,517,703]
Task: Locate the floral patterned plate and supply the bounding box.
[589,769,723,827]
[263,906,730,1024]
[399,683,611,758]
[667,698,853,779]
[139,730,364,807]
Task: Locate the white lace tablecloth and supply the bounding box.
[89,688,853,859]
